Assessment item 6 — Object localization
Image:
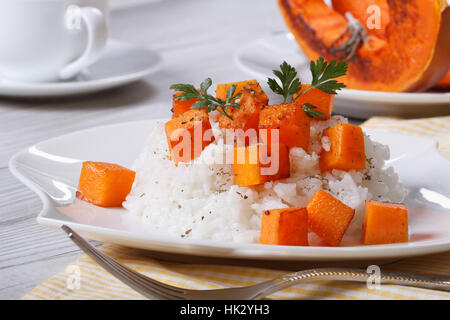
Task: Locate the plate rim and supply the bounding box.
[8,119,450,262]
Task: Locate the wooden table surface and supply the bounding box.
[0,0,363,299]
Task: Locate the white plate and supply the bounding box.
[234,33,450,119]
[9,118,450,262]
[0,40,162,98]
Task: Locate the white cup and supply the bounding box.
[0,0,109,83]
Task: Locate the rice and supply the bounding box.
[123,115,406,244]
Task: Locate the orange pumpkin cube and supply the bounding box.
[216,80,268,104]
[217,82,268,138]
[259,103,311,150]
[217,91,265,137]
[306,189,355,246]
[165,109,214,164]
[233,144,290,187]
[319,123,365,172]
[260,208,309,246]
[78,161,136,207]
[233,145,265,187]
[362,200,409,245]
[261,143,290,182]
[171,92,199,118]
[293,84,334,119]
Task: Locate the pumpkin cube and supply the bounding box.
[78,161,136,207]
[217,81,268,137]
[293,85,334,119]
[260,208,309,246]
[165,109,214,164]
[233,144,263,186]
[319,123,365,172]
[306,189,355,246]
[216,80,268,104]
[233,144,290,187]
[259,103,311,150]
[261,143,290,181]
[171,92,199,118]
[362,200,409,245]
[217,91,264,138]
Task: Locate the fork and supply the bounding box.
[62,225,450,300]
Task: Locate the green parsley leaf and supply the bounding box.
[267,61,302,103]
[301,103,326,120]
[170,79,241,120]
[191,100,209,110]
[294,57,348,101]
[199,78,212,95]
[267,58,348,120]
[170,84,198,101]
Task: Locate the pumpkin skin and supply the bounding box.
[278,0,450,92]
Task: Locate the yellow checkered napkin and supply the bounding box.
[362,116,450,159]
[23,116,450,300]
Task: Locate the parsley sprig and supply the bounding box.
[170,78,241,119]
[268,57,348,119]
[267,61,301,103]
[301,103,326,119]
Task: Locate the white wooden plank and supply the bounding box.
[0,169,102,299]
[0,251,86,300]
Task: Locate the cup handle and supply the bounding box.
[59,6,108,80]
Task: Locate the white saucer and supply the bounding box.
[0,40,162,98]
[235,33,450,119]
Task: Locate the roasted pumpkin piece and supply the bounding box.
[260,208,309,246]
[306,189,355,246]
[319,123,365,172]
[165,109,214,164]
[217,90,264,137]
[293,85,334,119]
[233,144,290,187]
[171,92,199,118]
[278,0,450,92]
[217,81,268,135]
[362,200,409,245]
[216,80,268,104]
[261,143,290,181]
[78,161,136,207]
[233,145,265,187]
[259,103,311,150]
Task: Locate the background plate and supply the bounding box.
[9,118,450,262]
[234,33,450,119]
[0,40,162,98]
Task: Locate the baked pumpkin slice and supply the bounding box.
[278,0,450,92]
[216,80,268,134]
